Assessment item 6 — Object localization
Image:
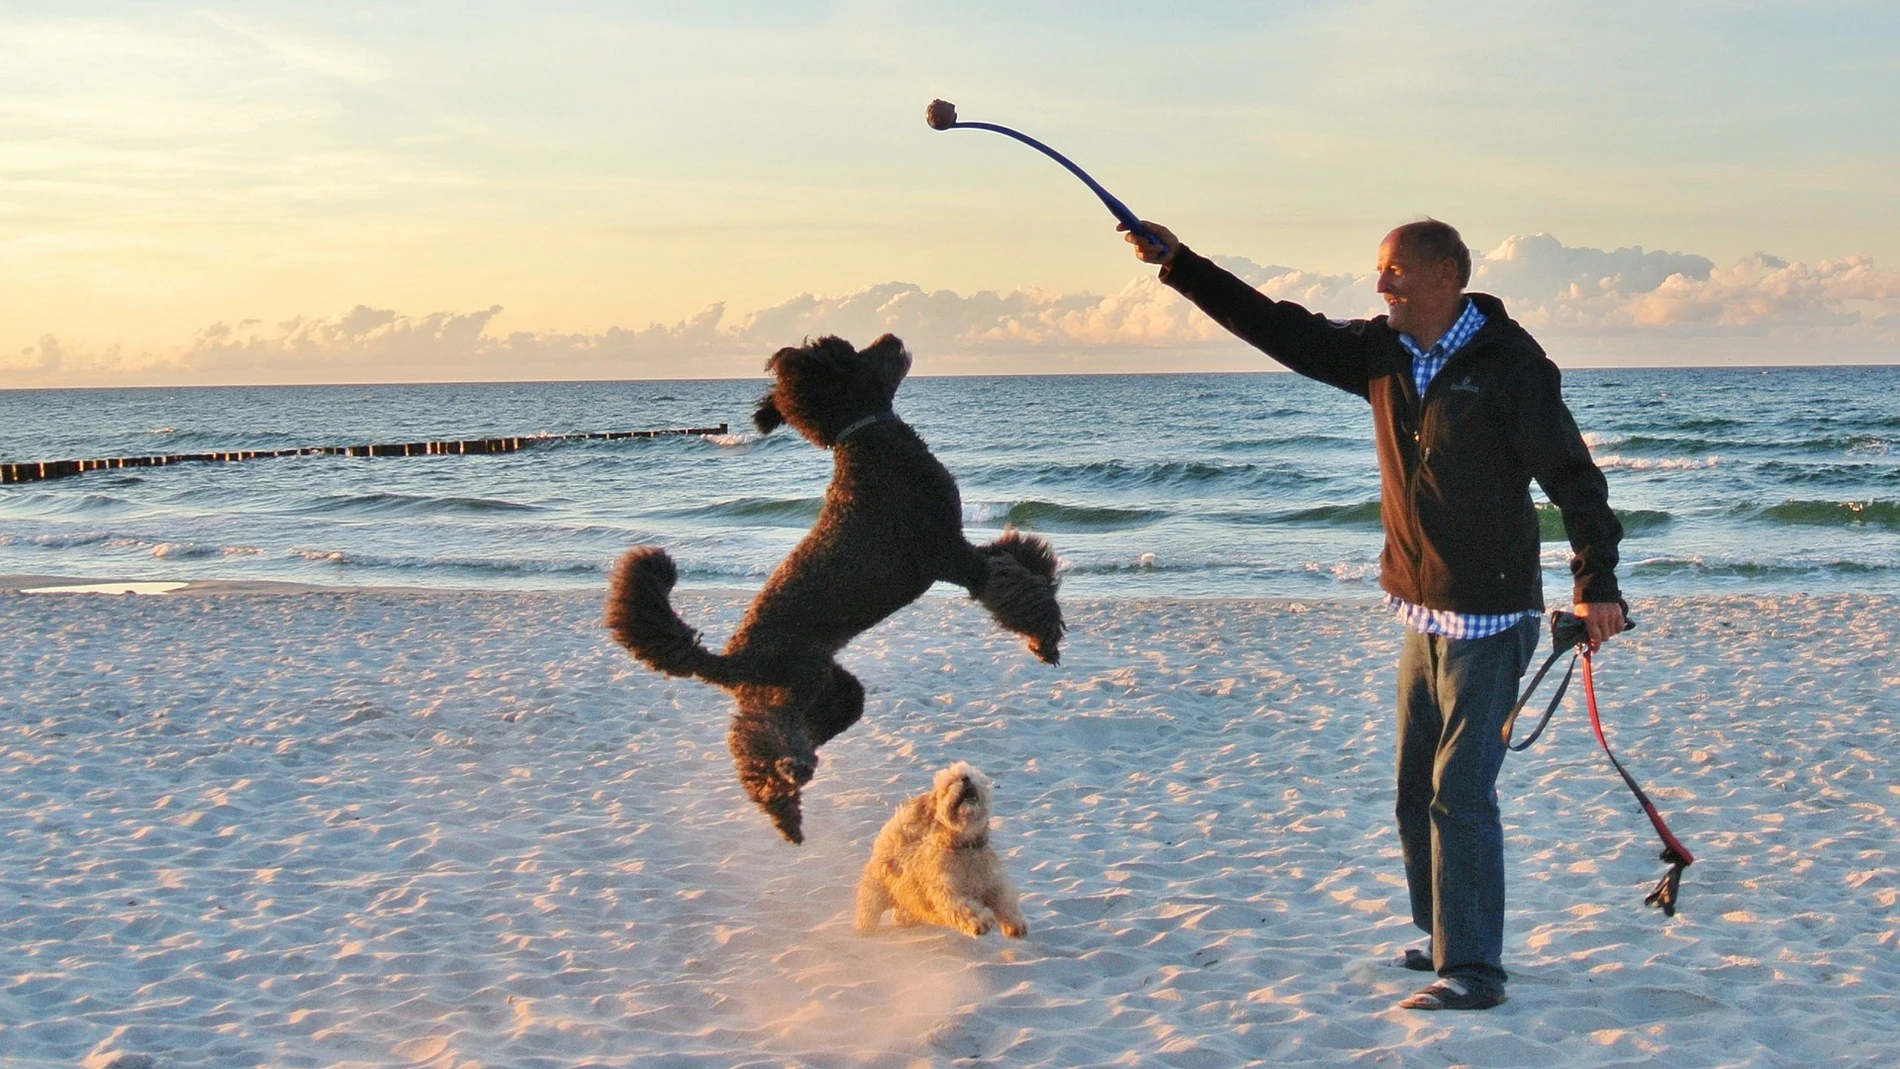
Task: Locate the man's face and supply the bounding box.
[1375,232,1463,339]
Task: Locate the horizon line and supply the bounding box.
[4,361,1897,393]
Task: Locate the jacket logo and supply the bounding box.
[1449,376,1481,394]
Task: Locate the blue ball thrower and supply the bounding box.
[926,99,1165,250]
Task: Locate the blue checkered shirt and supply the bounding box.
[1400,296,1486,400]
[1385,298,1541,640]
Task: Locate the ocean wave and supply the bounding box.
[1241,405,1322,421]
[7,491,131,516]
[1025,459,1232,484]
[1057,556,1381,585]
[293,548,349,563]
[1752,461,1900,486]
[1593,454,1719,471]
[670,496,824,525]
[145,541,265,559]
[1778,433,1895,455]
[19,530,116,549]
[1744,499,1900,531]
[1280,502,1384,529]
[294,492,546,517]
[679,562,787,581]
[289,546,609,577]
[965,500,1168,531]
[1609,434,1733,453]
[151,541,221,559]
[1061,556,1206,576]
[1308,560,1380,583]
[1607,431,1897,456]
[1624,555,1891,580]
[1062,553,1255,577]
[1220,502,1674,539]
[1225,433,1367,453]
[1534,505,1674,540]
[2,530,272,559]
[962,458,1316,491]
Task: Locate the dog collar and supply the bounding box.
[833,411,896,445]
[953,832,990,851]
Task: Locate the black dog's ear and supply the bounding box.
[861,334,911,396]
[754,394,785,434]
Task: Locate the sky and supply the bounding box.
[2,0,1896,386]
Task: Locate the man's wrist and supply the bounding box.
[1156,244,1191,280]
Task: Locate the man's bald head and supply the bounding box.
[1387,219,1472,289]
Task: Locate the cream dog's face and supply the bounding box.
[931,761,993,838]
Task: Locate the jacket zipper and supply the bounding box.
[1402,328,1491,592]
[1414,330,1493,462]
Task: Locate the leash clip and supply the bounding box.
[1645,846,1692,917]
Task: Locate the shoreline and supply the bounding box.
[11,569,1893,611]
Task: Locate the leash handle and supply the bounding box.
[1581,649,1696,916]
[1501,609,1592,751]
[1502,644,1577,752]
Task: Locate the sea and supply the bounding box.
[1,366,1896,601]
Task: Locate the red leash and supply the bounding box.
[1580,646,1695,916]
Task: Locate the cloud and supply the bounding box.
[1473,233,1716,304]
[9,235,1899,386]
[726,279,1230,354]
[1470,235,1900,341]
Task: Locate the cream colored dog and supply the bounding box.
[855,762,1027,938]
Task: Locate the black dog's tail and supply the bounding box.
[606,547,734,682]
[976,530,1065,664]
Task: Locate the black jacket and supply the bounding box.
[1160,246,1622,612]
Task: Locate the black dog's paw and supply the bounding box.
[976,533,1065,664]
[729,709,819,844]
[763,792,805,845]
[733,752,810,845]
[749,759,811,845]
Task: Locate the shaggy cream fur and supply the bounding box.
[855,762,1027,938]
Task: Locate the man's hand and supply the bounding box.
[1574,601,1627,650]
[1119,220,1179,265]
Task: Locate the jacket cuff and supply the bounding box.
[1156,245,1199,285]
[1572,571,1622,607]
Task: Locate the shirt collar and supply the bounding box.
[1397,297,1485,361]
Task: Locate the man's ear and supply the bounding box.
[1438,255,1465,290]
[754,394,784,434]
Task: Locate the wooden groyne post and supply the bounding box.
[0,425,729,485]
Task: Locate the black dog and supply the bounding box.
[606,334,1063,843]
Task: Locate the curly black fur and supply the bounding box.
[606,334,1063,844]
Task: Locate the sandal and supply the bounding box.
[1400,977,1506,1011]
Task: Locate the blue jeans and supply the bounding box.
[1395,616,1540,990]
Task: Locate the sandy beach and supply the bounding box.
[3,583,1896,1068]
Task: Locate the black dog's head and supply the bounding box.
[753,334,911,447]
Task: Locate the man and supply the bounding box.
[1125,218,1625,1011]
